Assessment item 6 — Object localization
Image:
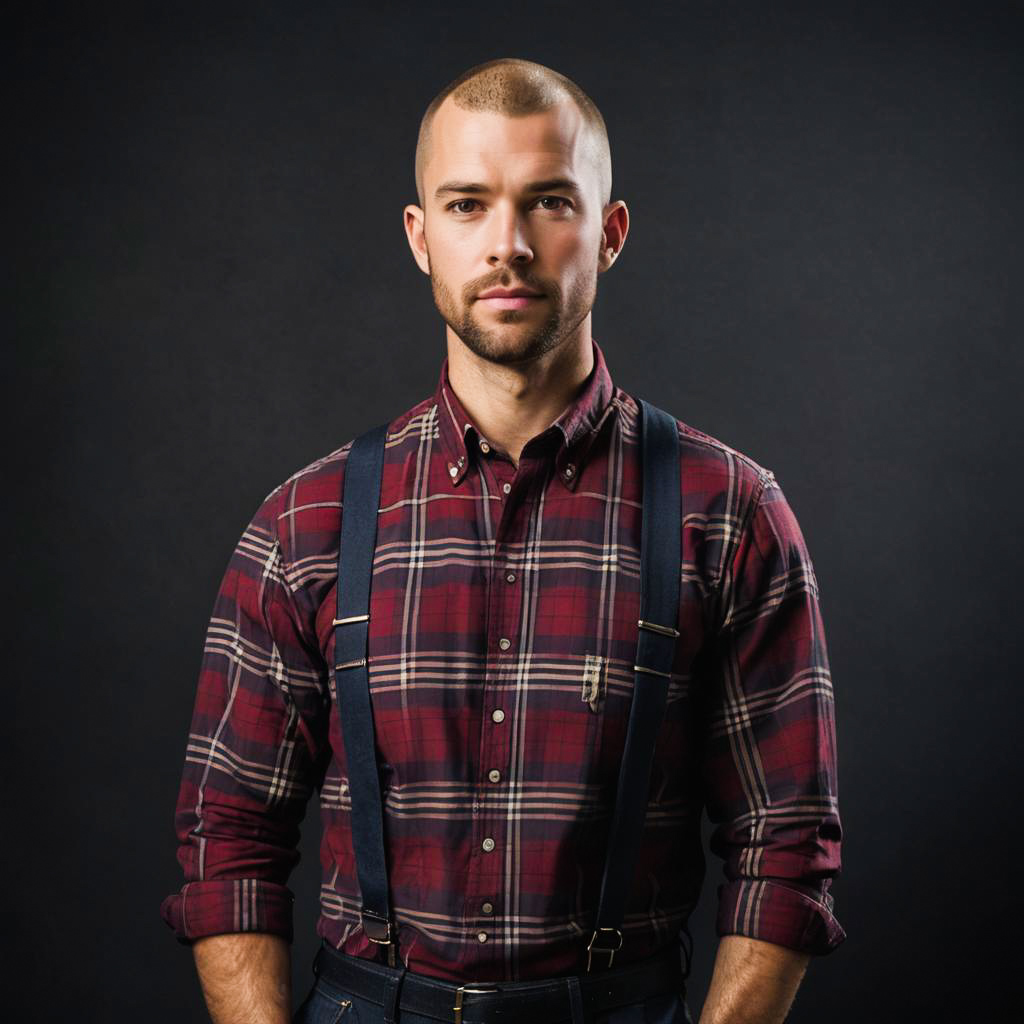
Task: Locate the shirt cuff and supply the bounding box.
[716,877,846,955]
[160,879,295,945]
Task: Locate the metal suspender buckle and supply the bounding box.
[333,613,370,671]
[635,618,679,679]
[637,618,680,638]
[586,927,623,972]
[632,663,674,679]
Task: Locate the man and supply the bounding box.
[161,57,845,1024]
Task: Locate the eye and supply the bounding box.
[446,196,574,215]
[537,196,571,211]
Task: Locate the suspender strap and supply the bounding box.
[332,399,682,976]
[332,422,397,966]
[587,398,682,972]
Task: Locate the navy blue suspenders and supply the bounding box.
[331,398,682,975]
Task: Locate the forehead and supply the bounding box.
[425,95,594,192]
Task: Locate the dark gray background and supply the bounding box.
[10,1,1021,1020]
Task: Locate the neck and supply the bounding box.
[445,318,595,468]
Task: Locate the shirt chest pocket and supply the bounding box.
[548,646,640,789]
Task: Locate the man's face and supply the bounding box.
[406,97,613,366]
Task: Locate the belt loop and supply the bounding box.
[679,924,694,980]
[381,964,407,1024]
[453,983,499,1024]
[567,974,587,1024]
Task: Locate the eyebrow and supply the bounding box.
[433,177,584,201]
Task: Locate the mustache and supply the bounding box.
[467,275,551,298]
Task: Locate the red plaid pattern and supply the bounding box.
[161,339,845,980]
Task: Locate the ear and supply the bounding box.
[597,200,630,274]
[404,204,430,275]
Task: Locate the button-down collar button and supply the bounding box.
[477,931,489,942]
[498,637,511,651]
[563,462,576,478]
[479,439,491,453]
[448,463,458,478]
[481,837,495,852]
[488,769,501,783]
[481,901,494,914]
[502,482,511,494]
[491,708,505,723]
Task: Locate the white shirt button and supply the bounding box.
[498,637,511,651]
[482,837,495,852]
[488,769,501,783]
[505,572,516,583]
[502,482,511,494]
[491,709,505,723]
[480,440,491,453]
[481,901,494,914]
[448,464,458,478]
[477,931,488,942]
[563,462,575,478]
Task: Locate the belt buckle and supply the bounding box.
[453,983,499,1024]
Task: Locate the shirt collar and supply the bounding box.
[437,337,617,491]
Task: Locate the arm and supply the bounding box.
[193,933,291,1024]
[160,486,330,1018]
[699,935,810,1024]
[698,470,846,1020]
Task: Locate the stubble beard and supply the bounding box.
[428,256,597,368]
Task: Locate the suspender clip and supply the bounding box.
[361,907,398,966]
[361,908,393,944]
[586,927,623,971]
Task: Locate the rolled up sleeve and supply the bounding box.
[702,470,846,955]
[160,487,329,944]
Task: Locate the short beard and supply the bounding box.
[428,254,597,367]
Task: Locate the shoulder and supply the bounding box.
[251,393,438,565]
[613,389,781,592]
[613,389,776,506]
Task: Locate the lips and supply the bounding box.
[477,285,545,311]
[477,288,543,299]
[479,294,543,310]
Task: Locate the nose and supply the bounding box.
[487,202,533,268]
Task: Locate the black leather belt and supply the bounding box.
[311,941,686,1024]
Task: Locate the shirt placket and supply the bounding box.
[468,431,535,965]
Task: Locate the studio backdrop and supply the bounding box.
[9,2,1021,1021]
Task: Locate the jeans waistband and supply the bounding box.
[312,941,687,1024]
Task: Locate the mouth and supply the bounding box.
[479,295,544,310]
[477,288,545,311]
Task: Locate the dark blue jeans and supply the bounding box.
[293,968,695,1024]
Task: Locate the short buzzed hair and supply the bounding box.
[414,57,612,210]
